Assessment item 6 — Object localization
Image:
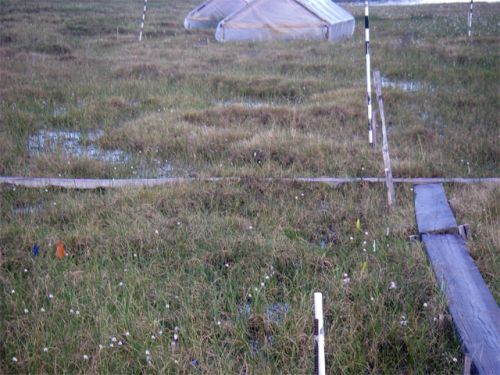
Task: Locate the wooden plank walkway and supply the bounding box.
[415,184,457,233]
[415,184,500,374]
[1,176,499,190]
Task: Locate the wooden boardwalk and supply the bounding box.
[414,184,500,374]
[1,176,499,190]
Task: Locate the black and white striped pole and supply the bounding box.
[467,0,473,39]
[365,0,373,146]
[314,292,325,375]
[138,0,148,42]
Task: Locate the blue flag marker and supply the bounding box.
[32,243,40,256]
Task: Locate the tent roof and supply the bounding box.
[215,0,355,42]
[298,0,354,24]
[184,0,252,29]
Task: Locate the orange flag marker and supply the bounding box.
[56,241,66,259]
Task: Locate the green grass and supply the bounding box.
[2,182,465,373]
[0,0,499,373]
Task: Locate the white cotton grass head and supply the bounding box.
[399,315,408,326]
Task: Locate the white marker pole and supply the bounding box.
[365,0,373,146]
[138,0,148,42]
[314,292,325,375]
[467,0,473,38]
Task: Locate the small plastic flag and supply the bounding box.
[361,261,367,274]
[355,218,361,232]
[32,243,40,256]
[56,241,66,259]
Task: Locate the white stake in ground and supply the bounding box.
[138,0,148,41]
[314,293,325,375]
[365,0,373,145]
[467,0,474,38]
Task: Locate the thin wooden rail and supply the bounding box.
[1,176,499,189]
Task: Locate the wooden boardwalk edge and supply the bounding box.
[1,176,499,189]
[415,184,500,374]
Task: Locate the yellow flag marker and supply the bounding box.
[355,218,361,232]
[361,261,367,275]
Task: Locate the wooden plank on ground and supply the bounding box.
[422,233,500,374]
[415,184,457,234]
[1,176,500,190]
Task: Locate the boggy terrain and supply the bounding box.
[0,0,498,373]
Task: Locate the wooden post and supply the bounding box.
[372,109,378,147]
[373,70,396,208]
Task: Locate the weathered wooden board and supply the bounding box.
[415,184,457,234]
[1,176,499,190]
[422,233,500,374]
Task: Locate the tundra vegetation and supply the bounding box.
[0,0,498,373]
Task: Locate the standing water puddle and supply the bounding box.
[381,77,425,92]
[28,130,129,163]
[216,100,276,108]
[27,129,173,177]
[239,302,290,357]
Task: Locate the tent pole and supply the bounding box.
[365,0,373,146]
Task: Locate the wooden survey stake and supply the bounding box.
[373,70,396,207]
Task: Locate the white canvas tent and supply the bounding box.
[215,0,355,43]
[184,0,252,30]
